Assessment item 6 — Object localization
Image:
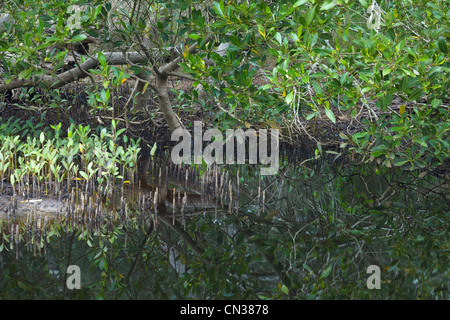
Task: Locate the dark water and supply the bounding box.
[0,154,448,299]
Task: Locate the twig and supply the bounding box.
[70,49,95,85]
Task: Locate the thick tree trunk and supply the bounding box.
[155,73,182,131]
[0,52,148,93]
[1,39,209,132]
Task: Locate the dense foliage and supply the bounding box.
[0,0,448,300]
[0,116,140,197]
[1,0,448,168]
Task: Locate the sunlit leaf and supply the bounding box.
[150,142,157,156]
[320,265,332,279]
[382,68,392,77]
[294,0,309,7]
[281,284,289,295]
[324,106,336,124]
[320,0,338,11]
[69,34,87,43]
[285,91,294,104]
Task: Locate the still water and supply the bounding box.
[0,154,448,299]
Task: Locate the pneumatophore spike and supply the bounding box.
[229,180,232,215]
[262,190,266,214]
[172,188,176,225]
[154,188,158,230]
[181,192,187,230]
[257,185,261,216]
[15,224,19,260]
[236,170,240,215]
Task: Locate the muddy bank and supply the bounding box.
[0,194,63,220]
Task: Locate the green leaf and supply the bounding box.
[409,88,423,101]
[371,144,388,152]
[413,139,428,148]
[188,34,201,40]
[99,258,106,271]
[320,264,332,279]
[388,126,404,132]
[312,81,322,96]
[45,36,61,43]
[431,26,446,39]
[89,5,102,22]
[393,160,408,167]
[281,284,289,295]
[320,0,338,11]
[116,128,126,138]
[285,91,294,104]
[305,5,316,27]
[361,86,372,94]
[294,0,309,7]
[353,132,369,140]
[324,106,336,124]
[438,38,448,54]
[100,89,110,104]
[69,34,87,43]
[297,25,303,39]
[275,32,282,45]
[431,98,442,108]
[150,142,157,156]
[17,281,30,290]
[303,263,314,274]
[18,68,32,79]
[80,171,89,180]
[213,1,224,17]
[382,68,392,77]
[396,38,406,53]
[97,52,106,66]
[306,112,317,120]
[358,0,368,8]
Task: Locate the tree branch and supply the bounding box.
[0,52,148,93]
[159,38,210,75]
[166,71,195,81]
